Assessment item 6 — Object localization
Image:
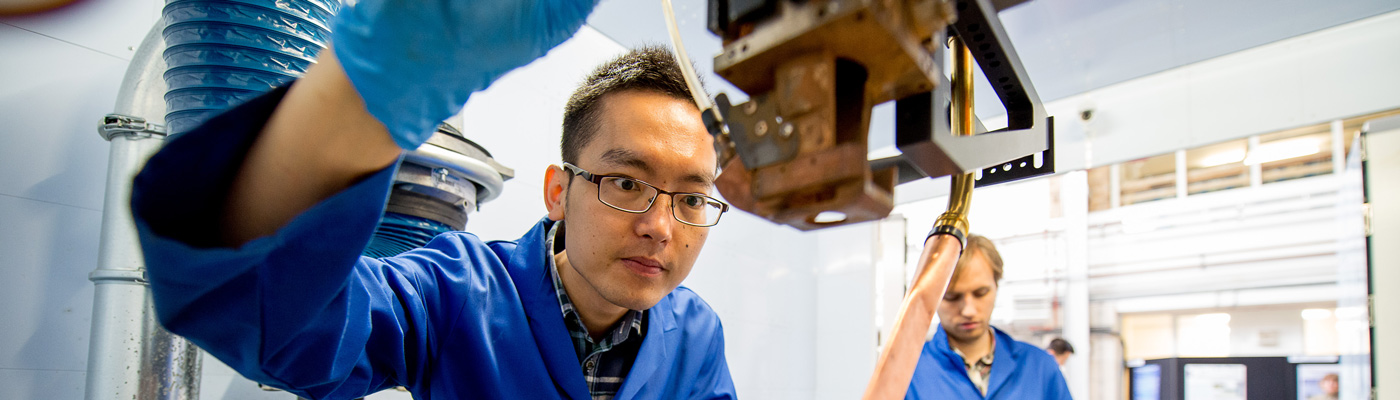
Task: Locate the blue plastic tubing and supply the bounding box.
[362,213,459,258]
[162,0,453,257]
[161,0,339,134]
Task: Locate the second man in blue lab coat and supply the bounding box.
[905,235,1073,399]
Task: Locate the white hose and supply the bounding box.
[661,0,714,112]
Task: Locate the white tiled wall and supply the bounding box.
[0,195,103,399]
[1,1,160,399]
[0,22,125,211]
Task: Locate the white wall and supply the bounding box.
[1229,308,1306,357]
[0,1,160,398]
[1365,116,1400,400]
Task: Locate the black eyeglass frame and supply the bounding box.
[561,162,730,227]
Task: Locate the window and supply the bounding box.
[1186,139,1248,195]
[1120,154,1176,206]
[1257,127,1331,184]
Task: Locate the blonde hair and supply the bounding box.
[950,234,1004,284]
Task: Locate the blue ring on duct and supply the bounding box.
[164,65,297,92]
[161,0,336,134]
[162,0,333,40]
[163,88,263,130]
[163,43,315,72]
[363,213,458,259]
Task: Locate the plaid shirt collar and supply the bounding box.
[950,330,996,396]
[545,222,646,361]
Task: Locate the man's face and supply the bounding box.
[938,249,999,343]
[1320,376,1338,395]
[1050,350,1071,366]
[552,90,716,311]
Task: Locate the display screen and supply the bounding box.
[1132,364,1161,400]
[1184,363,1247,400]
[1296,364,1340,400]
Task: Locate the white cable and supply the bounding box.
[662,0,715,113]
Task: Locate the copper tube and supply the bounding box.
[862,234,963,399]
[862,37,978,400]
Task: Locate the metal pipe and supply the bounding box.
[364,125,513,258]
[934,36,976,242]
[863,36,978,400]
[87,22,203,400]
[403,141,508,204]
[863,234,964,399]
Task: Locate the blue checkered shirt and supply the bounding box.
[546,223,647,400]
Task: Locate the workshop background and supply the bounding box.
[2,0,1399,399]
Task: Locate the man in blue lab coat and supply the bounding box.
[130,1,735,398]
[906,235,1072,399]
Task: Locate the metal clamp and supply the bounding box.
[88,269,148,285]
[98,114,168,141]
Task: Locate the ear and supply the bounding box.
[543,165,568,221]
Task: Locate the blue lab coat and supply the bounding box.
[131,86,737,399]
[906,326,1072,399]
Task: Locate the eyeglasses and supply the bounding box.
[562,162,730,227]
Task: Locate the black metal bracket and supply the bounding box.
[973,116,1054,187]
[883,0,1052,187]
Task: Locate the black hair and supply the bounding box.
[561,46,699,164]
[1048,337,1075,355]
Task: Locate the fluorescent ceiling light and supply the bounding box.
[1244,137,1322,165]
[1197,149,1246,168]
[1194,312,1232,324]
[1301,308,1333,321]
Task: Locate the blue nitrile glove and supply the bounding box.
[332,0,600,149]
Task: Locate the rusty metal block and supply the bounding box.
[710,0,951,230]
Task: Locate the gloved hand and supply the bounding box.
[332,0,600,150]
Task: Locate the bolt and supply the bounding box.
[781,122,795,138]
[743,101,758,115]
[433,168,450,182]
[755,121,769,137]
